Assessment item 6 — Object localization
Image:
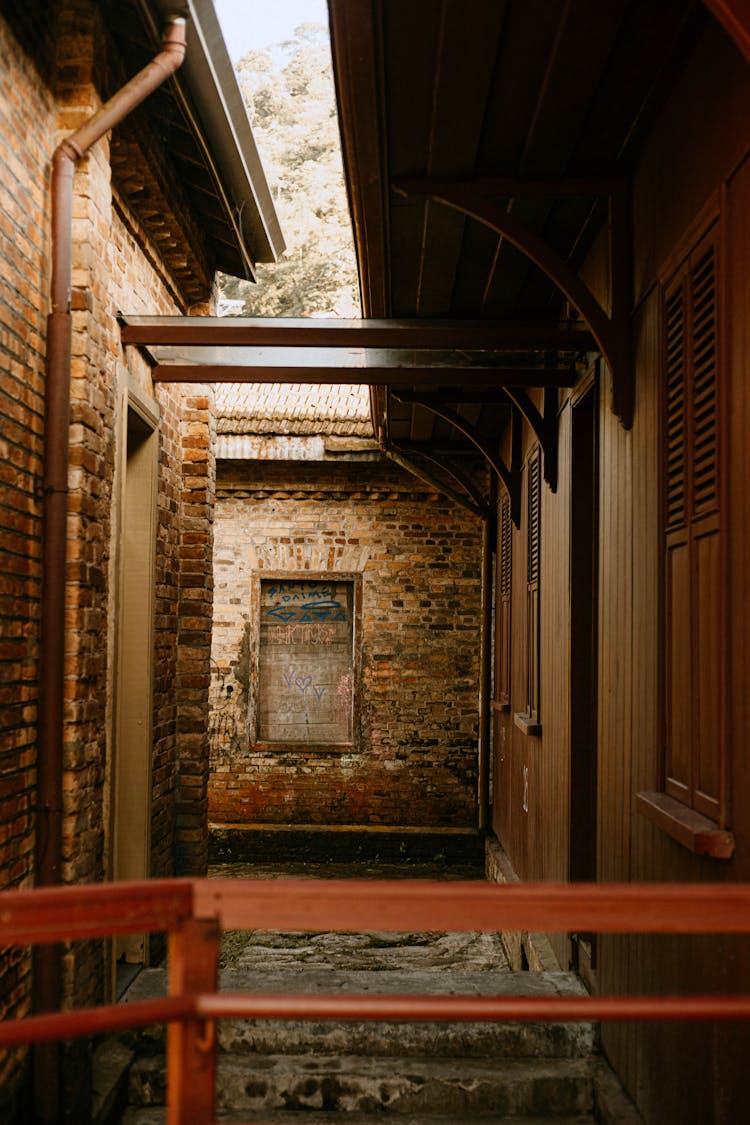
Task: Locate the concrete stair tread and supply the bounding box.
[213,1051,595,1117]
[124,967,588,1001]
[215,1117,597,1124]
[130,1054,595,1117]
[212,1053,595,1077]
[123,1111,596,1124]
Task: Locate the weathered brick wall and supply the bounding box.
[58,1,117,1020]
[0,4,217,1112]
[0,7,54,1113]
[210,460,482,828]
[175,386,216,874]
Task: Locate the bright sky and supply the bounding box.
[214,0,328,61]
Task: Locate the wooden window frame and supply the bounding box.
[514,448,542,737]
[636,206,733,858]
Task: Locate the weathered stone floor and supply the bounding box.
[116,856,619,1123]
[211,857,508,973]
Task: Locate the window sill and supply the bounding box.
[491,700,510,714]
[636,791,735,859]
[513,711,542,737]
[251,741,354,756]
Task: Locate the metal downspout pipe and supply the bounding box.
[34,17,186,1121]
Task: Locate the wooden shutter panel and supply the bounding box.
[664,276,687,530]
[689,234,718,518]
[688,227,721,821]
[528,452,541,587]
[662,221,722,820]
[527,451,541,721]
[663,267,692,801]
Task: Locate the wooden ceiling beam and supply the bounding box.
[121,317,594,351]
[151,366,575,386]
[393,367,577,395]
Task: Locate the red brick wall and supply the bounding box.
[209,460,482,829]
[0,8,54,1112]
[0,3,217,1113]
[174,387,216,874]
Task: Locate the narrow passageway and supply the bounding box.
[116,854,601,1125]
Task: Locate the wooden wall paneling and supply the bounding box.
[596,359,634,1078]
[493,428,514,843]
[508,446,531,877]
[628,291,664,1112]
[726,156,750,875]
[720,147,750,1125]
[632,23,750,304]
[539,404,572,966]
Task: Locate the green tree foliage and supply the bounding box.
[220,23,360,318]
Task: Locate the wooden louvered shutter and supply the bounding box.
[688,228,721,821]
[663,267,692,804]
[527,450,541,721]
[495,493,512,707]
[662,222,722,820]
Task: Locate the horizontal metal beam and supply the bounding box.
[152,365,576,386]
[121,315,594,351]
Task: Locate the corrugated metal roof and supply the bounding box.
[215,382,373,436]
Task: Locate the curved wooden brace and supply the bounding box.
[396,442,492,517]
[393,178,633,428]
[703,0,750,61]
[504,388,559,493]
[392,394,512,496]
[386,446,487,519]
[510,409,523,528]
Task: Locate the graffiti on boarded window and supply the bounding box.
[259,579,353,743]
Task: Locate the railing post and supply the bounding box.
[167,915,220,1125]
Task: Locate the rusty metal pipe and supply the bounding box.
[34,17,186,1121]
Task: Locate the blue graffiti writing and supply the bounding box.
[282,668,327,701]
[268,597,347,624]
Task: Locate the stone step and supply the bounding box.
[129,1054,595,1118]
[123,1111,596,1125]
[122,969,595,1061]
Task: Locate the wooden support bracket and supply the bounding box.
[393,177,634,428]
[392,393,512,498]
[510,409,523,528]
[503,388,559,492]
[396,442,492,517]
[387,444,489,518]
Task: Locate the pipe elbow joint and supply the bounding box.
[161,15,188,67]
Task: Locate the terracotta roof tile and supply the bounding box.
[215,382,373,436]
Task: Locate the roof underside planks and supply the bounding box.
[327,0,710,450]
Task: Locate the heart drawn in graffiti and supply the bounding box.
[295,675,313,693]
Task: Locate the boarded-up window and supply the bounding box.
[526,449,541,722]
[494,492,512,707]
[259,578,354,744]
[662,221,723,821]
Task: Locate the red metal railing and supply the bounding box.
[1,878,750,1124]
